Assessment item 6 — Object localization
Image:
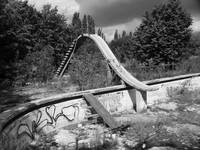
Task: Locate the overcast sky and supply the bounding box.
[27,0,200,41]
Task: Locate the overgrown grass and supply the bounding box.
[167,80,200,105]
[125,56,200,81]
[120,81,200,150]
[167,80,200,126]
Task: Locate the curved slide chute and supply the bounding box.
[56,34,157,91]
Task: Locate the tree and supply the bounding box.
[39,4,72,67]
[110,37,133,62]
[0,0,100,86]
[97,28,106,40]
[72,12,82,36]
[0,0,8,31]
[132,0,192,65]
[82,14,87,33]
[0,1,73,85]
[122,30,126,38]
[97,28,102,36]
[0,0,40,85]
[87,15,95,34]
[81,14,95,34]
[114,29,119,40]
[129,31,133,38]
[190,32,200,56]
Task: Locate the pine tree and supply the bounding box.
[97,28,102,36]
[72,12,82,36]
[82,14,87,33]
[122,30,126,38]
[114,29,119,40]
[87,15,95,34]
[110,36,133,62]
[129,31,133,38]
[72,12,81,27]
[97,28,106,40]
[91,17,95,34]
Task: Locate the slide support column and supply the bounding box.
[128,89,147,112]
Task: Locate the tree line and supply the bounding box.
[67,0,200,90]
[110,0,200,66]
[1,0,200,89]
[0,0,98,87]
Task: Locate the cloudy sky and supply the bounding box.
[27,0,200,41]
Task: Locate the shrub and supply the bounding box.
[68,40,109,90]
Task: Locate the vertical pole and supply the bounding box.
[128,89,147,112]
[105,63,113,85]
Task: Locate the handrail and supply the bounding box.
[0,84,131,132]
[1,72,200,133]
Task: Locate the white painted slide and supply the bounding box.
[77,34,157,91]
[58,34,157,91]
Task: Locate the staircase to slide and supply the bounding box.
[55,39,77,77]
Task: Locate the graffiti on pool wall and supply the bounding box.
[17,103,79,140]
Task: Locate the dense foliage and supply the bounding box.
[0,0,97,87]
[0,0,199,90]
[111,0,193,65]
[133,0,192,65]
[0,0,72,86]
[68,40,109,90]
[110,35,133,62]
[191,32,200,55]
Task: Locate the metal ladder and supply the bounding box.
[55,39,77,77]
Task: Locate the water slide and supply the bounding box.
[57,34,157,91]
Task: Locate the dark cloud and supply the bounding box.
[76,0,200,27]
[182,0,200,15]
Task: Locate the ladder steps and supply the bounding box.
[55,39,77,77]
